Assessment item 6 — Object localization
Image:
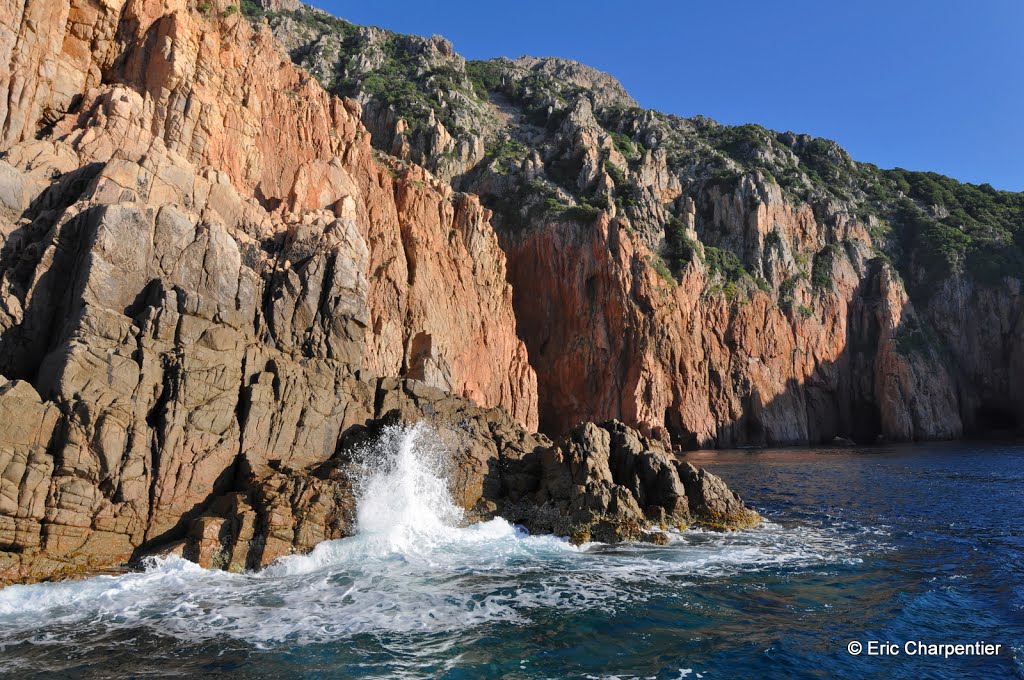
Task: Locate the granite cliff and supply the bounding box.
[1,0,1020,583]
[0,0,758,583]
[268,4,1023,447]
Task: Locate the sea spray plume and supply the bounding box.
[0,427,869,650]
[351,423,465,552]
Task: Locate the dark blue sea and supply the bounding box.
[1,428,1022,679]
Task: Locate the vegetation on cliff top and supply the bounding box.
[258,4,1024,306]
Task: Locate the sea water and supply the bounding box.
[0,425,1021,678]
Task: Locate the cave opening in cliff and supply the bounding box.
[972,403,1020,435]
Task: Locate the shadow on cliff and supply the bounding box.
[0,163,104,382]
[501,236,1018,449]
[127,461,239,563]
[672,260,1022,448]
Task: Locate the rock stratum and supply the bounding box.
[0,0,1019,583]
[0,0,758,583]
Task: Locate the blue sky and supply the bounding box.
[310,0,1024,190]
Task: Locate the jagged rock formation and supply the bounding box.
[0,0,758,584]
[498,420,759,544]
[161,392,759,572]
[0,0,538,581]
[268,4,1024,447]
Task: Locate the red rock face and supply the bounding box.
[2,0,536,426]
[0,0,1014,584]
[358,164,536,427]
[0,0,536,582]
[503,183,964,448]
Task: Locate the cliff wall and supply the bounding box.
[0,0,538,581]
[267,6,1022,447]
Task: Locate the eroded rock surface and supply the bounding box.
[270,5,1023,448]
[497,421,759,544]
[0,0,757,584]
[0,0,540,582]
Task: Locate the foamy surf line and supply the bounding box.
[0,425,879,649]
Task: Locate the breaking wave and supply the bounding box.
[0,424,874,654]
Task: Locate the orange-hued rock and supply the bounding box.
[267,9,1024,450]
[502,179,963,448]
[0,0,996,585]
[358,162,537,426]
[0,0,537,582]
[2,0,536,425]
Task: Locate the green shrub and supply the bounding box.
[485,136,528,174]
[966,242,1024,286]
[604,162,637,208]
[606,162,628,189]
[811,244,841,293]
[883,169,1024,296]
[663,216,699,278]
[562,202,603,222]
[709,123,772,164]
[610,131,642,159]
[778,274,804,308]
[240,0,262,15]
[703,280,744,302]
[703,246,748,282]
[649,256,675,285]
[544,197,602,223]
[795,138,854,190]
[466,61,505,99]
[705,169,742,194]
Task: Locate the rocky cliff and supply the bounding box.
[0,0,760,584]
[1,0,1019,584]
[268,4,1024,447]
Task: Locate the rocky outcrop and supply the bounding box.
[497,420,758,544]
[149,377,547,573]
[160,402,759,572]
[922,277,1024,433]
[6,0,1017,584]
[267,8,494,182]
[0,0,540,582]
[502,187,964,448]
[1,363,757,582]
[0,0,536,427]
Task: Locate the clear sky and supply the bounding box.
[309,0,1024,191]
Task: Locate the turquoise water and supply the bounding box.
[0,428,1022,679]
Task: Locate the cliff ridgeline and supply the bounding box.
[0,0,1019,583]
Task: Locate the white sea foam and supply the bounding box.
[0,423,876,649]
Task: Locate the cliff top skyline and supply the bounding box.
[312,0,1024,191]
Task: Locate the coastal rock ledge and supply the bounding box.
[496,421,760,544]
[1,372,759,582]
